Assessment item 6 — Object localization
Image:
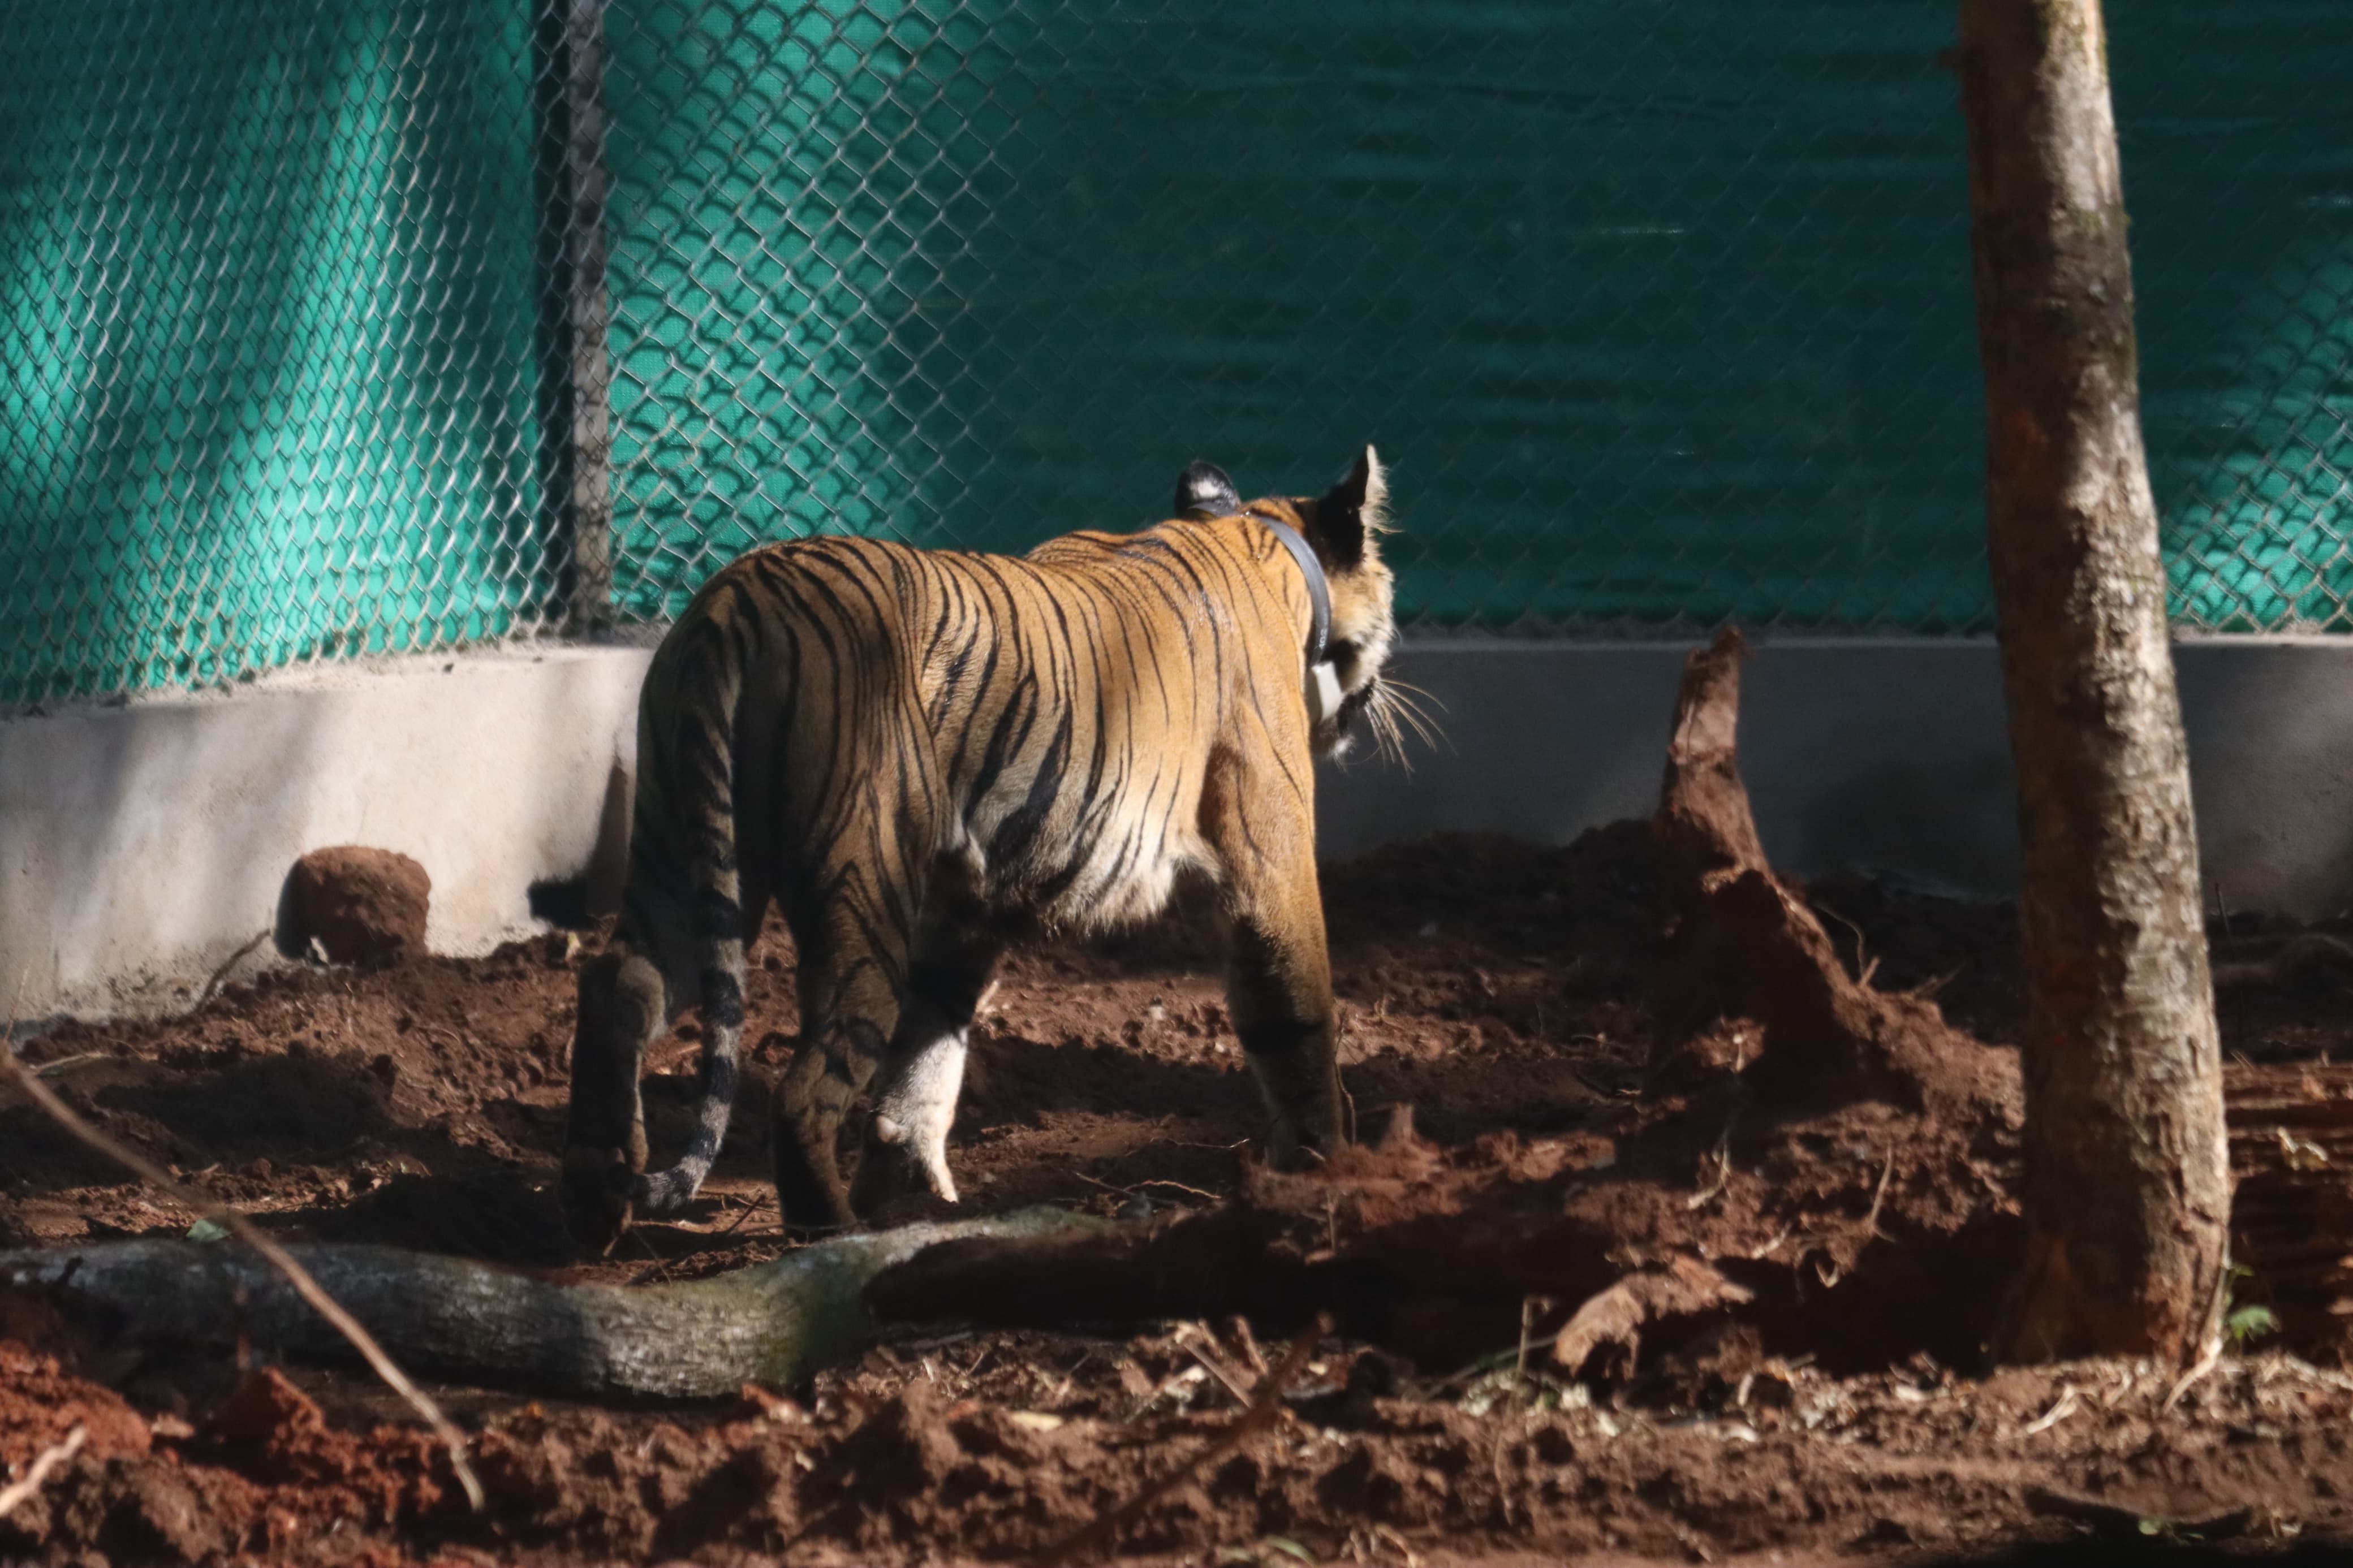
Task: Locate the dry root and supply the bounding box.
[1650,628,2011,1118]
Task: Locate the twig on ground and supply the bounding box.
[0,1426,85,1521]
[2020,1384,2079,1436]
[28,1053,110,1079]
[626,1225,682,1285]
[1136,1178,1221,1203]
[1179,1340,1255,1408]
[1120,1363,1209,1424]
[1513,1293,1555,1392]
[1861,1148,1897,1239]
[1154,1137,1251,1154]
[1070,1170,1220,1206]
[1684,1117,1738,1211]
[195,930,272,1009]
[712,1192,770,1239]
[0,977,485,1510]
[1224,1316,1270,1379]
[2164,1338,2225,1416]
[1901,967,1962,1002]
[1174,1325,1255,1407]
[1812,900,1876,988]
[1042,1314,1331,1565]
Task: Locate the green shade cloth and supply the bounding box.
[6,1,2350,703]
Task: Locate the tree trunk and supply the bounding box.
[1955,0,2230,1363]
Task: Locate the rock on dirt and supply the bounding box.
[282,847,430,966]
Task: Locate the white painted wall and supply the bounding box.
[1,646,650,1020]
[1317,635,2353,921]
[6,633,2350,1022]
[1315,638,2022,894]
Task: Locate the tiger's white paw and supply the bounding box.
[871,1028,968,1203]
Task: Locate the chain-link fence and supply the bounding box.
[2,1,559,702]
[4,1,2351,706]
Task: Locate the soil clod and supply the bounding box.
[282,846,432,966]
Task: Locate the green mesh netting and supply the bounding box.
[0,0,547,702]
[5,1,2352,704]
[600,0,2353,635]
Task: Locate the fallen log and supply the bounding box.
[2211,932,2353,992]
[0,1208,1079,1402]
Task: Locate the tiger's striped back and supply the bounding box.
[562,449,1400,1246]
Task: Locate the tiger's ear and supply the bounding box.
[1174,459,1242,520]
[1317,445,1389,567]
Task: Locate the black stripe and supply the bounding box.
[967,669,1040,804]
[700,967,744,1031]
[987,705,1072,870]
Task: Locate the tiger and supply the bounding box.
[559,448,1406,1251]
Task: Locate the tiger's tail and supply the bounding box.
[632,617,749,1217]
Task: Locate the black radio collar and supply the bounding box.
[1247,508,1331,669]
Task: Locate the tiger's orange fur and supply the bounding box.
[561,448,1400,1247]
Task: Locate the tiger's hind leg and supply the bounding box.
[770,866,921,1230]
[562,861,770,1251]
[560,940,666,1252]
[851,895,1003,1211]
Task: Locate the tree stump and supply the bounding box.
[1650,629,2009,1119]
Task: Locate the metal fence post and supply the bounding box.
[535,0,615,638]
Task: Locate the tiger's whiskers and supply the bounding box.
[1365,676,1446,771]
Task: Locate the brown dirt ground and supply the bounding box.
[4,826,2353,1566]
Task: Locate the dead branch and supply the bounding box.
[1175,1325,1256,1407]
[195,928,273,1009]
[0,1032,488,1510]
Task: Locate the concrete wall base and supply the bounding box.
[7,634,2349,1023]
[2,645,652,1022]
[1318,636,2353,923]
